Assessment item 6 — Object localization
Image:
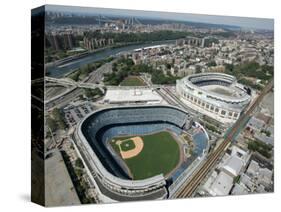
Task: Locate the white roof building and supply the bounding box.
[231,183,248,195]
[222,156,244,177]
[209,171,234,196]
[202,146,250,196]
[246,160,260,177]
[246,160,273,187]
[247,116,265,130]
[220,146,249,177]
[259,168,273,186]
[103,88,163,104]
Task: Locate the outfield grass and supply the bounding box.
[119,76,146,86]
[110,131,180,180]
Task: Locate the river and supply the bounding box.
[46,40,175,78]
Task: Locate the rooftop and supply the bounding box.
[209,171,233,196]
[103,88,163,104]
[223,155,244,177]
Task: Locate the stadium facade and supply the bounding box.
[176,73,252,124]
[74,105,209,202]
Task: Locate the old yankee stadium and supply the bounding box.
[75,105,209,201]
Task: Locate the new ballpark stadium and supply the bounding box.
[176,73,252,124]
[74,105,209,202]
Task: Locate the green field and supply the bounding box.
[110,131,180,180]
[119,76,146,86]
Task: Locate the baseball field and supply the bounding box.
[119,76,146,86]
[110,131,180,180]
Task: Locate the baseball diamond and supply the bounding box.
[115,137,144,159]
[110,131,181,180]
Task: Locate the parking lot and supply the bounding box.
[64,103,93,127]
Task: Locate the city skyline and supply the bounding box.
[45,4,274,30]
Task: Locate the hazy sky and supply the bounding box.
[45,4,274,30]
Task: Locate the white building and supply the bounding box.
[222,156,244,177]
[202,146,249,196]
[176,73,252,124]
[103,88,163,105]
[209,171,234,196]
[246,160,273,187]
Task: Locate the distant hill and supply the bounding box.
[46,13,241,31]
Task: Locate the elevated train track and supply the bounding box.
[156,87,198,116]
[174,80,273,198]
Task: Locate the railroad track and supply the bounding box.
[175,80,273,198]
[157,87,197,115]
[162,87,191,110]
[156,88,178,106]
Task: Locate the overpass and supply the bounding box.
[46,76,163,91]
[45,76,164,105]
[45,77,105,92]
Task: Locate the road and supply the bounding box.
[174,80,274,198]
[45,77,105,90]
[45,61,114,108]
[45,88,83,110]
[85,61,113,84]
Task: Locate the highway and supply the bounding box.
[174,80,274,198]
[45,88,83,110]
[85,61,113,84]
[45,77,105,90]
[44,61,113,108]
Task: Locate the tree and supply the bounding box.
[248,140,272,158]
[84,88,103,99]
[52,108,66,129]
[75,158,84,169]
[195,65,201,73]
[207,60,217,67]
[46,117,57,132]
[165,63,172,70]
